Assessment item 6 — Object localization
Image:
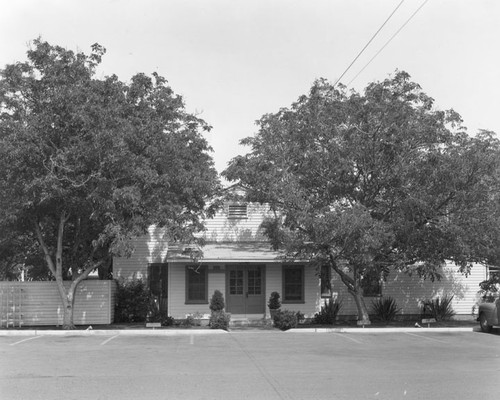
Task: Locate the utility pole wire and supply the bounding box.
[348,0,430,87]
[333,0,405,87]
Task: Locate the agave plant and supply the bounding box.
[421,294,456,321]
[371,297,401,323]
[313,297,343,325]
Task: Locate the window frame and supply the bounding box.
[282,265,305,303]
[185,265,208,304]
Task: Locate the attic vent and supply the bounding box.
[228,204,248,219]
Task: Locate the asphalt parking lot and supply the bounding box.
[1,329,499,400]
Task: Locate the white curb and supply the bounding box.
[0,329,228,336]
[288,327,474,333]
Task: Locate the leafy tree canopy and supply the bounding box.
[0,38,220,327]
[224,71,500,323]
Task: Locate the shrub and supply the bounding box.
[371,297,401,323]
[210,290,225,312]
[184,315,196,327]
[421,294,456,321]
[314,298,343,325]
[209,311,231,330]
[296,311,305,324]
[147,297,174,326]
[273,309,298,331]
[114,279,150,323]
[268,291,281,310]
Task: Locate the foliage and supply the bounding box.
[478,271,499,302]
[479,271,499,295]
[146,297,174,326]
[313,298,343,325]
[273,309,299,331]
[268,291,281,310]
[184,315,196,327]
[183,312,206,327]
[421,294,456,321]
[209,290,225,312]
[0,232,51,281]
[0,38,220,328]
[370,297,401,323]
[209,311,231,330]
[208,290,229,329]
[296,311,305,324]
[114,279,150,323]
[223,71,500,325]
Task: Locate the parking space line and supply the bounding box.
[332,332,363,344]
[100,334,119,346]
[10,336,42,346]
[404,332,447,343]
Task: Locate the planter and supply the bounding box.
[269,309,280,320]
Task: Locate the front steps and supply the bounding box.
[229,314,271,328]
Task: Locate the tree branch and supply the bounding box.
[34,220,56,276]
[55,211,67,280]
[329,252,355,292]
[73,260,105,287]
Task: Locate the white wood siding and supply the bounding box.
[167,265,229,319]
[114,202,273,283]
[168,264,210,318]
[0,280,115,326]
[200,202,273,242]
[114,226,169,281]
[382,263,487,317]
[264,264,318,318]
[322,263,488,318]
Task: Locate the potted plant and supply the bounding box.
[268,291,281,319]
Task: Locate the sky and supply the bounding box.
[1,0,499,174]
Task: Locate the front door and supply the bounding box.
[226,265,265,314]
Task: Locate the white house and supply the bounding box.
[113,191,488,322]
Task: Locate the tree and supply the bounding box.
[0,39,220,328]
[0,232,49,281]
[223,71,500,324]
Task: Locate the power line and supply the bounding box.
[333,0,405,87]
[347,0,430,87]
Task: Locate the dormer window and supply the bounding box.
[228,204,248,219]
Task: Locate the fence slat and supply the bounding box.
[0,280,116,326]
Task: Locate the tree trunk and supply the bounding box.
[36,212,100,329]
[330,258,371,325]
[349,289,371,325]
[61,282,77,329]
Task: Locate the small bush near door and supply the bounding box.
[209,290,225,312]
[268,291,281,310]
[209,311,231,330]
[209,290,231,330]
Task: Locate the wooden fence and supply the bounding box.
[0,280,116,327]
